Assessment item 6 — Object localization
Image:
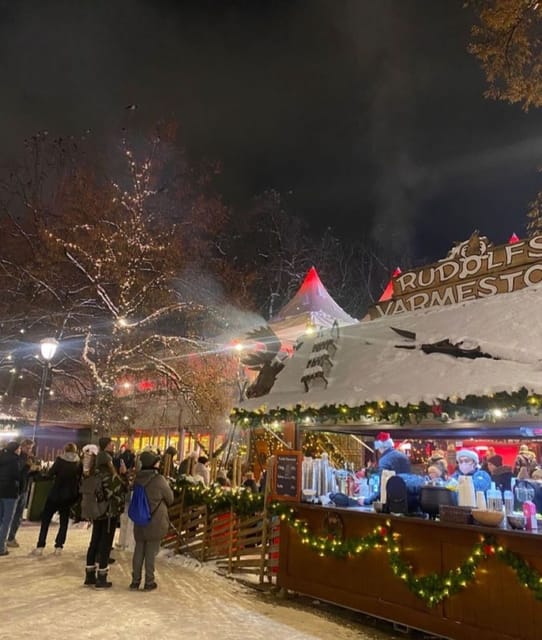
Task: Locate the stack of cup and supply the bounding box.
[476,491,487,510]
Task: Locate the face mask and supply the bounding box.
[459,462,474,472]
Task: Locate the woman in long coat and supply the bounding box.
[130,450,174,591]
[32,442,81,555]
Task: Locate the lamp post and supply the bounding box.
[32,338,59,443]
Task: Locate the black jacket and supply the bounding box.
[0,449,21,499]
[47,452,82,504]
[19,451,36,493]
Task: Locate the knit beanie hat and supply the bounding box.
[140,451,160,469]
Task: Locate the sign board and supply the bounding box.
[367,232,542,318]
[272,451,302,502]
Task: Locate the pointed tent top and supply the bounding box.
[378,267,401,302]
[297,266,322,296]
[272,266,356,327]
[508,232,520,244]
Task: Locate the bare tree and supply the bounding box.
[0,132,241,435]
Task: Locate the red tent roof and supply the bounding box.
[272,266,356,326]
[378,267,401,302]
[508,233,520,244]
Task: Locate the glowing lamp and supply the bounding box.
[40,338,58,361]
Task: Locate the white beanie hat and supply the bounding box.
[456,449,479,464]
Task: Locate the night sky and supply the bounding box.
[3,0,542,265]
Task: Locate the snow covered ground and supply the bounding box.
[1,520,401,640]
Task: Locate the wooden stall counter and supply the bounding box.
[278,503,542,640]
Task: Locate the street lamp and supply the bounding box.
[32,338,59,443]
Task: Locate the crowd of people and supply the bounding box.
[362,432,542,504]
[12,431,537,580]
[176,451,265,493]
[0,437,174,591]
[0,435,265,590]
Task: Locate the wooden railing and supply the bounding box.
[163,498,279,583]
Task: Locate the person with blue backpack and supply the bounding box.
[129,450,174,591]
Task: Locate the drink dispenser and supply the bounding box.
[514,480,535,511]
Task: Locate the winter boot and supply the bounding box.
[84,565,97,586]
[95,569,112,589]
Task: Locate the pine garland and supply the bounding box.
[173,477,264,517]
[231,387,542,428]
[270,503,542,607]
[170,480,542,606]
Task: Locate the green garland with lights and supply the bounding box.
[231,387,542,428]
[172,477,264,517]
[269,503,542,607]
[169,479,542,606]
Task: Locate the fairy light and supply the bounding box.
[231,388,542,428]
[266,503,542,607]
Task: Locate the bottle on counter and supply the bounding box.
[487,487,503,512]
[504,490,514,515]
[522,500,537,531]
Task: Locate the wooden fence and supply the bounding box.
[163,499,279,584]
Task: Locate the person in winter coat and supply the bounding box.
[0,441,22,556]
[193,456,210,485]
[363,433,411,505]
[450,449,491,493]
[7,439,36,548]
[375,433,411,474]
[513,444,538,477]
[487,454,513,492]
[130,450,174,591]
[31,442,82,556]
[84,437,128,589]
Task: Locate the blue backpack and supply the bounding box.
[128,484,151,526]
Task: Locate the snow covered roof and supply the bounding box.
[237,283,542,413]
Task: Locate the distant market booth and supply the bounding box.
[232,231,542,640]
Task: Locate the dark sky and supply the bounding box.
[3,0,542,265]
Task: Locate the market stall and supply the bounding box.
[233,232,542,639]
[277,503,542,640]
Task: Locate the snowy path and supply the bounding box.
[2,521,398,640]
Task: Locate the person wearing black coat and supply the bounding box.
[0,441,22,556]
[7,439,36,548]
[31,442,82,556]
